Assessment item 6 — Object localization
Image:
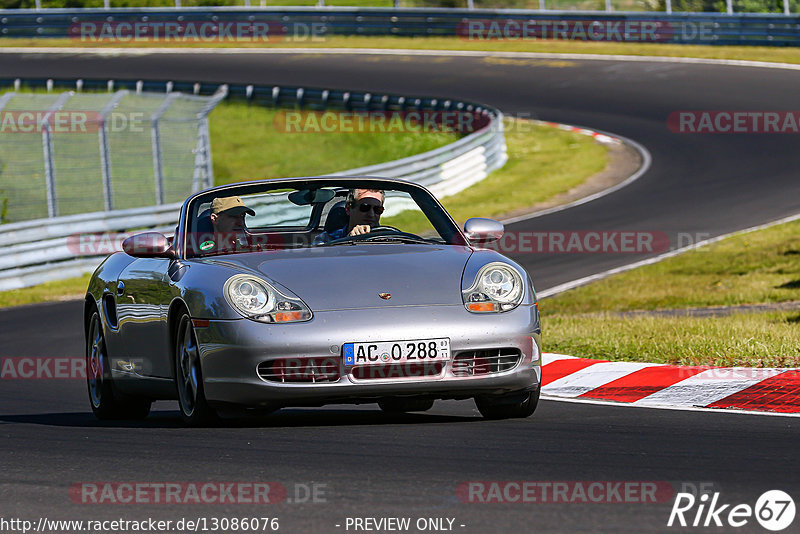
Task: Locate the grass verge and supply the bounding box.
[542,219,800,367]
[384,118,607,233]
[4,36,800,66]
[0,273,92,309]
[208,103,457,184]
[0,116,610,308]
[546,311,800,368]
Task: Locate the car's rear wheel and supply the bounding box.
[175,313,218,426]
[475,387,540,420]
[378,398,435,413]
[86,310,151,420]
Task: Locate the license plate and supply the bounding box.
[344,338,450,366]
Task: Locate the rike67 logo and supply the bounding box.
[668,490,795,531]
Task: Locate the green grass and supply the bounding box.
[543,219,800,315]
[0,273,92,309]
[542,219,800,367]
[5,35,800,66]
[441,120,606,223]
[208,103,457,183]
[546,311,800,367]
[384,118,607,233]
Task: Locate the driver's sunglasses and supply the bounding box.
[357,203,385,215]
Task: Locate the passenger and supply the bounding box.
[197,196,255,253]
[315,189,385,244]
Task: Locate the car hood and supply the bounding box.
[198,244,473,311]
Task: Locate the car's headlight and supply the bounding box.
[224,274,312,323]
[462,262,524,313]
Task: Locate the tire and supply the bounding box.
[378,398,435,413]
[86,310,151,420]
[175,313,218,426]
[475,387,540,420]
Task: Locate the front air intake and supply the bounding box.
[257,357,340,383]
[451,349,521,377]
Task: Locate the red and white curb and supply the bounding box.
[532,119,621,145]
[541,353,800,416]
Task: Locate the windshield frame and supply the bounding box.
[177,176,468,259]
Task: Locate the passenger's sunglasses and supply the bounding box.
[356,203,385,215]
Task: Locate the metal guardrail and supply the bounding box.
[7,0,800,15]
[0,77,506,291]
[0,7,798,45]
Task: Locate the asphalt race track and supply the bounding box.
[1,50,800,532]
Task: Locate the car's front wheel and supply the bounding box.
[86,310,151,420]
[475,387,540,420]
[378,398,434,413]
[175,313,218,426]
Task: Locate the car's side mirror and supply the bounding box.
[122,232,176,259]
[464,218,504,244]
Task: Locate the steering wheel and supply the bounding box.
[360,229,427,242]
[323,225,426,245]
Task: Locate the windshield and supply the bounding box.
[183,179,466,258]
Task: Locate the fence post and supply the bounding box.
[0,92,14,224]
[41,92,74,218]
[665,0,672,14]
[605,0,612,11]
[539,0,545,10]
[97,90,128,212]
[193,85,229,191]
[150,93,180,206]
[0,92,15,112]
[784,0,790,14]
[727,0,733,13]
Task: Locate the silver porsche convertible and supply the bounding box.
[84,177,542,425]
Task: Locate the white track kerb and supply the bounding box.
[541,354,800,417]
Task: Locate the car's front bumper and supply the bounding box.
[195,304,541,408]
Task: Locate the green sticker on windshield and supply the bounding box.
[200,240,215,251]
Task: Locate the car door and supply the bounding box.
[115,257,174,378]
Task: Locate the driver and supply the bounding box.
[315,188,385,244]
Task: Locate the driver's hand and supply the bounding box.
[349,225,371,236]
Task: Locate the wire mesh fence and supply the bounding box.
[0,85,226,223]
